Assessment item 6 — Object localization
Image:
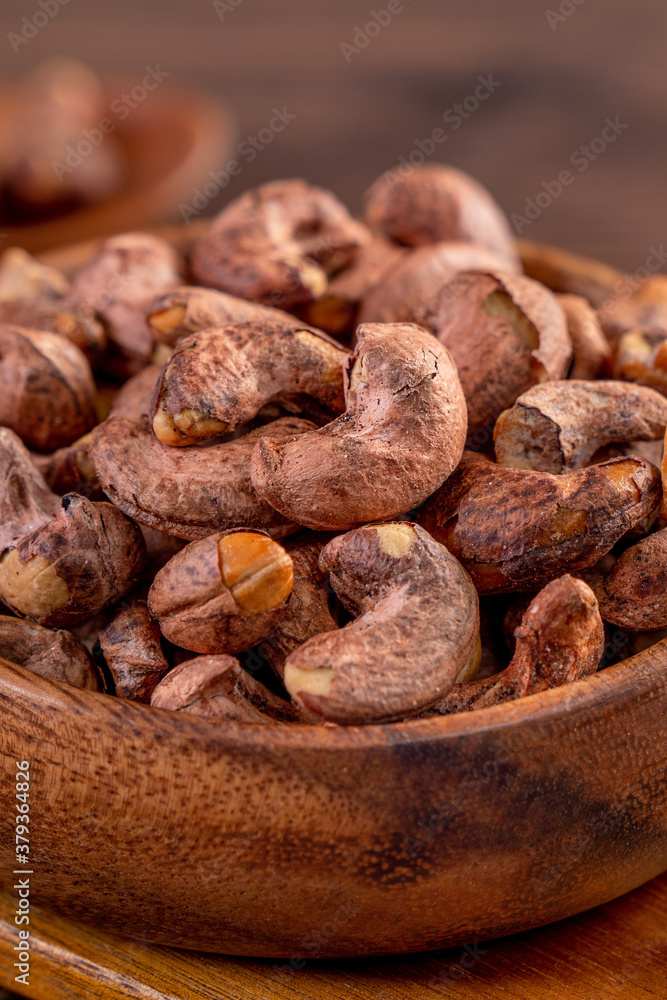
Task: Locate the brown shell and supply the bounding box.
[557,293,612,380]
[593,528,667,631]
[250,322,468,531]
[0,428,60,551]
[31,432,101,499]
[98,599,170,702]
[109,364,164,421]
[0,614,98,690]
[91,415,314,540]
[0,296,106,362]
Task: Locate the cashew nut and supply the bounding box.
[592,528,667,631]
[558,293,612,380]
[0,614,99,690]
[98,598,170,702]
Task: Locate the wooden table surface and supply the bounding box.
[1,873,666,999]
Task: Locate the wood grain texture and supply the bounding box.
[0,636,666,959]
[1,875,667,999]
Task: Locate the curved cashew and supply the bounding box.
[31,432,101,499]
[428,575,604,714]
[148,529,294,655]
[190,179,369,309]
[613,330,667,396]
[152,321,347,446]
[251,322,468,531]
[494,380,667,474]
[557,293,612,380]
[425,270,572,436]
[418,452,661,593]
[98,598,170,702]
[592,528,667,631]
[91,414,315,540]
[283,522,480,724]
[0,614,99,690]
[0,428,60,551]
[363,164,519,267]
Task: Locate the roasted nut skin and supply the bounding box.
[152,321,347,446]
[260,532,340,679]
[283,523,480,724]
[418,452,662,594]
[358,242,516,326]
[190,179,369,308]
[0,324,97,451]
[0,247,70,301]
[494,380,667,474]
[0,428,61,551]
[150,654,307,723]
[92,415,314,540]
[0,614,99,690]
[31,432,101,499]
[251,322,468,531]
[557,294,612,380]
[98,599,170,702]
[425,270,572,435]
[363,164,519,267]
[613,331,667,397]
[592,528,667,631]
[148,530,294,655]
[0,494,147,627]
[109,364,164,421]
[427,575,604,714]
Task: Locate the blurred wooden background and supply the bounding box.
[0,0,665,269]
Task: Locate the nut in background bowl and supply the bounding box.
[0,74,235,254]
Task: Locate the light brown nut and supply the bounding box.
[494,380,667,474]
[190,179,369,309]
[0,614,99,690]
[363,164,519,266]
[0,494,147,628]
[152,321,347,446]
[92,415,314,540]
[0,247,70,301]
[613,330,667,396]
[418,452,662,594]
[108,364,164,421]
[147,286,313,348]
[358,241,516,325]
[260,532,340,680]
[592,528,667,631]
[0,324,97,451]
[283,522,479,724]
[148,530,294,655]
[598,275,667,346]
[31,433,101,499]
[557,294,612,379]
[98,599,170,702]
[70,233,182,375]
[251,322,468,531]
[0,428,61,551]
[519,239,624,310]
[428,575,604,714]
[425,270,572,437]
[296,238,406,337]
[0,297,106,364]
[150,654,306,723]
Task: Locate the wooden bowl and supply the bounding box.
[0,238,665,957]
[0,76,235,254]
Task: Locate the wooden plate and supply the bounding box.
[0,237,665,958]
[0,77,235,254]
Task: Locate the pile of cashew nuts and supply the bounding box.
[1,165,667,726]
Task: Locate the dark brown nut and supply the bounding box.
[150,654,306,723]
[0,428,60,551]
[0,614,99,690]
[0,324,97,451]
[519,239,624,310]
[363,164,519,267]
[358,241,516,326]
[428,575,604,714]
[31,433,101,499]
[613,331,667,396]
[283,523,480,724]
[295,238,406,338]
[592,528,667,631]
[494,381,667,474]
[190,179,369,309]
[148,530,294,655]
[108,364,164,421]
[91,415,314,540]
[0,494,147,627]
[598,276,667,346]
[98,599,170,702]
[425,270,572,436]
[260,532,340,679]
[0,247,70,301]
[71,233,182,375]
[557,294,612,379]
[418,452,662,594]
[152,321,347,446]
[147,286,314,349]
[251,322,468,531]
